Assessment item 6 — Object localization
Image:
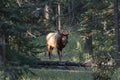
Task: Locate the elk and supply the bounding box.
[46,30,69,60]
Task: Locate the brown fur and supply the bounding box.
[46,32,69,60]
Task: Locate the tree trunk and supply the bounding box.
[71,0,74,25]
[1,35,6,64]
[0,41,2,63]
[58,0,61,30]
[1,34,9,62]
[68,0,71,26]
[114,0,120,66]
[85,36,93,53]
[44,4,49,27]
[44,4,49,20]
[85,31,93,53]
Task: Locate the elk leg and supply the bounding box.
[57,49,62,61]
[47,45,52,59]
[45,46,48,56]
[60,48,63,57]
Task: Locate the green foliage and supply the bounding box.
[112,68,120,80]
[0,0,119,80]
[77,0,116,80]
[0,0,47,80]
[0,65,30,80]
[93,66,114,80]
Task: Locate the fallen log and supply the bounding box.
[38,61,84,66]
[30,61,89,69]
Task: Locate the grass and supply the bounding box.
[27,68,93,80]
[24,68,120,80]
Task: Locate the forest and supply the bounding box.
[0,0,120,80]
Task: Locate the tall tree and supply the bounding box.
[114,0,120,66]
[58,0,61,30]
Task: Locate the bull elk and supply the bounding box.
[46,30,70,60]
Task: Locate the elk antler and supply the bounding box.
[58,25,72,35]
[63,26,71,35]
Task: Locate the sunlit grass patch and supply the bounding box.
[28,69,93,80]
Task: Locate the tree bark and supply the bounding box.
[1,34,9,62]
[1,35,6,64]
[44,4,49,20]
[84,30,93,53]
[0,43,2,63]
[58,0,61,30]
[85,35,93,53]
[44,3,50,27]
[114,0,120,66]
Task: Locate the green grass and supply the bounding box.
[24,68,120,80]
[28,68,93,80]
